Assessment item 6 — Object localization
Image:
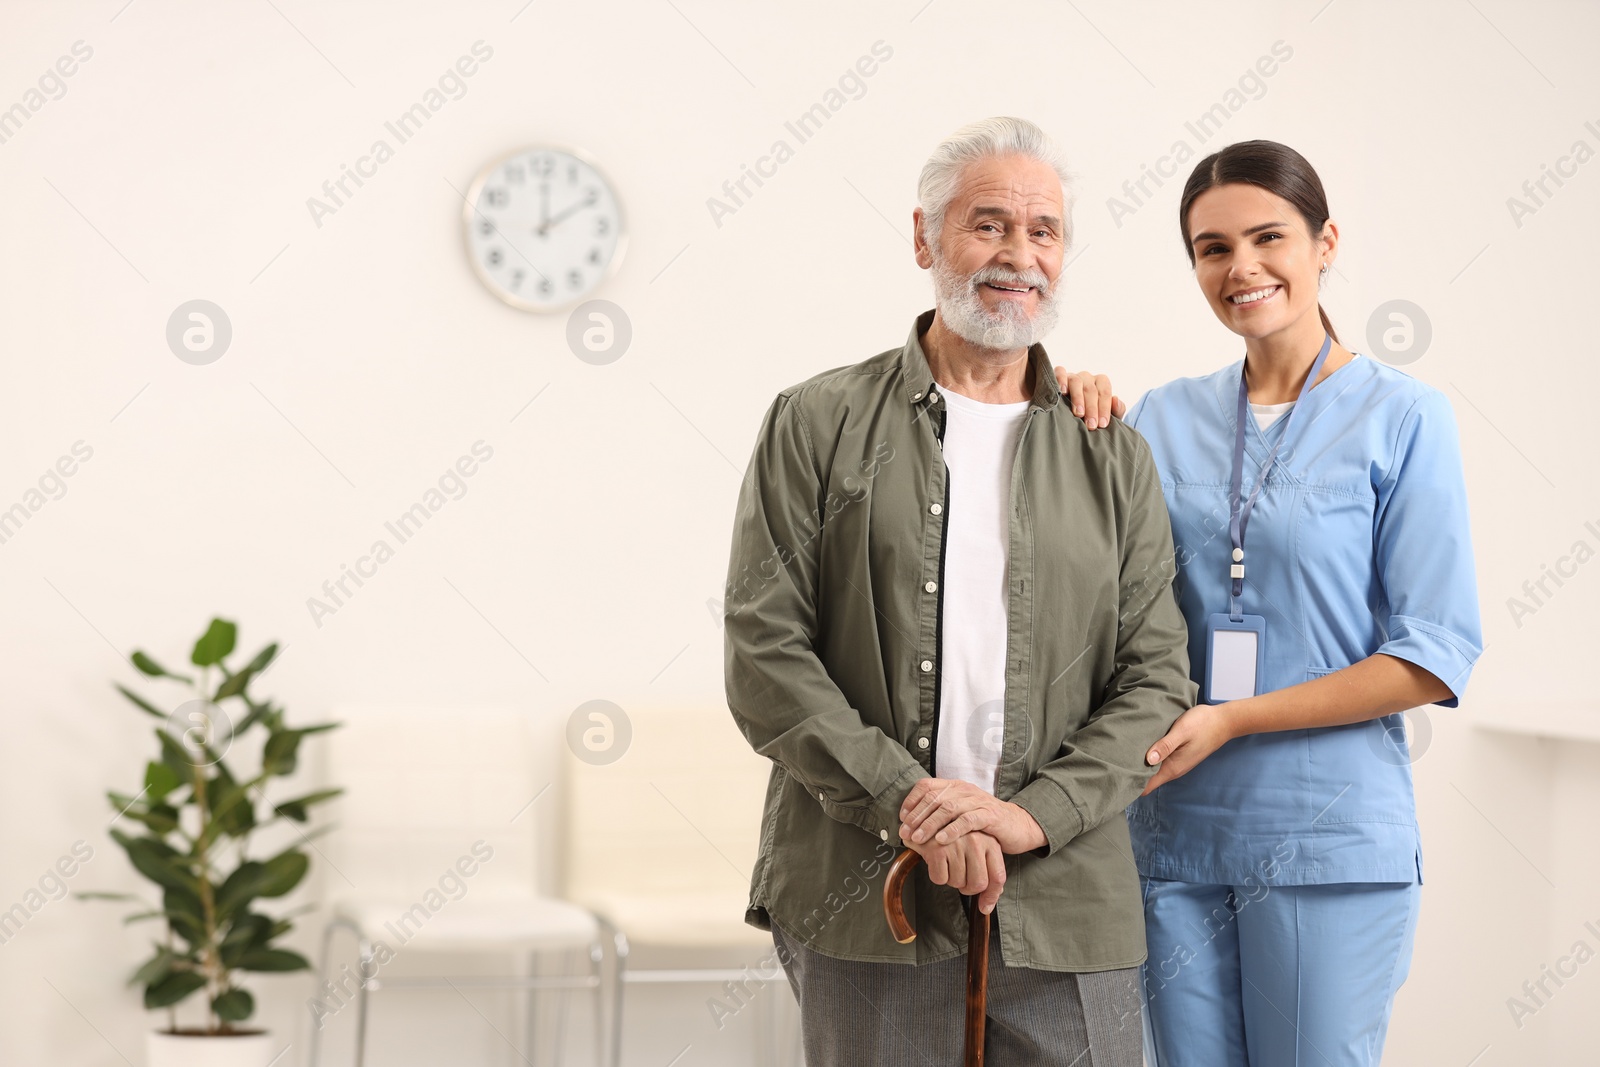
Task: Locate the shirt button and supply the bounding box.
[930,503,942,515]
[879,829,889,842]
[920,660,933,672]
[912,391,923,401]
[924,580,937,593]
[917,737,930,750]
[818,791,825,802]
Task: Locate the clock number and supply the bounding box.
[479,219,494,237]
[483,187,508,209]
[504,164,525,184]
[595,217,610,237]
[486,249,502,268]
[510,269,524,289]
[567,269,583,289]
[531,155,553,177]
[538,277,553,296]
[568,163,579,184]
[588,247,601,265]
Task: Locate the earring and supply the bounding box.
[1319,262,1328,274]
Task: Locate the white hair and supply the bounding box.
[917,116,1075,251]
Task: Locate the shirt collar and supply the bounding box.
[900,308,1063,411]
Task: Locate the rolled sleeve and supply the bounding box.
[1372,390,1483,707]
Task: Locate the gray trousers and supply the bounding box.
[772,916,1145,1066]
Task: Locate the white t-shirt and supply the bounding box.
[1250,354,1363,429]
[1250,399,1295,430]
[932,384,1031,796]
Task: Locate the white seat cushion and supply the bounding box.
[580,891,771,950]
[334,893,598,952]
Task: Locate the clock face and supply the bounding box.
[463,146,626,312]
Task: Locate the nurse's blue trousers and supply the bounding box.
[1140,877,1421,1066]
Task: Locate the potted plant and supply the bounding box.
[79,618,341,1067]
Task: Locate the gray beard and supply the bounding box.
[931,255,1061,352]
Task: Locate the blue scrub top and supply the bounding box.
[1124,353,1483,887]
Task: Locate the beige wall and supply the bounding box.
[1,0,1596,1063]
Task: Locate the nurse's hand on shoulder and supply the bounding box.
[1053,368,1126,430]
[1142,704,1236,795]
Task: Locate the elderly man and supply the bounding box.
[722,116,1196,1065]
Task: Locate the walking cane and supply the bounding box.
[883,848,990,1067]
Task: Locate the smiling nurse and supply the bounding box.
[1053,141,1485,1065]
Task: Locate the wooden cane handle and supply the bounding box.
[883,848,923,944]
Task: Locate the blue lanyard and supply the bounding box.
[1226,333,1332,619]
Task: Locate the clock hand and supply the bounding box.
[538,192,599,235]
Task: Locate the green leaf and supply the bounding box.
[115,684,168,720]
[273,788,343,823]
[122,910,166,925]
[144,761,183,801]
[131,651,186,680]
[190,619,237,667]
[261,729,303,776]
[202,768,255,846]
[162,884,207,945]
[219,913,272,966]
[144,969,207,1009]
[73,891,143,903]
[213,862,262,918]
[261,723,338,778]
[236,948,309,972]
[155,729,194,776]
[256,849,309,898]
[110,830,195,892]
[212,987,255,1022]
[118,804,179,836]
[213,643,278,701]
[131,948,177,987]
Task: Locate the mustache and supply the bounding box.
[967,265,1052,296]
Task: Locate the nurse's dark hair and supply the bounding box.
[1178,140,1339,344]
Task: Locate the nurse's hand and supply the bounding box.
[1142,705,1235,795]
[899,777,1047,854]
[1053,368,1126,430]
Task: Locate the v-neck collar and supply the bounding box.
[1216,352,1369,473]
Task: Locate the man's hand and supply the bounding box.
[1053,368,1125,430]
[1142,704,1235,795]
[898,778,1047,855]
[906,829,1008,915]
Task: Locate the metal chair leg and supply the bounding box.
[308,919,338,1067]
[595,916,628,1067]
[588,939,605,1067]
[550,948,572,1067]
[354,931,375,1067]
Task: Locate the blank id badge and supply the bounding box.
[1204,613,1266,704]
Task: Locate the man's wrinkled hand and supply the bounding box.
[906,829,1008,915]
[899,777,1047,855]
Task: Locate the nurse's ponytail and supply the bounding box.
[1179,141,1340,345]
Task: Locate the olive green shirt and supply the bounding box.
[723,309,1197,972]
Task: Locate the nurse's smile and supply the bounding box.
[1227,284,1281,307]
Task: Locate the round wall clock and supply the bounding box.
[462,145,626,312]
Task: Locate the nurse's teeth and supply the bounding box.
[1230,286,1278,305]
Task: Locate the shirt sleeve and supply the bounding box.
[1371,388,1483,707]
[723,391,928,841]
[1010,429,1198,853]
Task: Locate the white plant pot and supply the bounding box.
[146,1029,278,1067]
